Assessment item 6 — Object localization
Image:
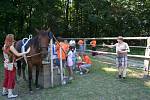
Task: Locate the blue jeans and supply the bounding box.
[80,64,91,68]
[79,45,84,53]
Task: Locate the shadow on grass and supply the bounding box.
[91,57,150,89]
[1,56,150,100]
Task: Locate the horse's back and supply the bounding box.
[15,40,22,53]
[15,40,30,53]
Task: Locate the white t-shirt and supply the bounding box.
[114,42,130,53]
[67,50,73,66]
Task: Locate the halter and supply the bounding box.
[21,35,32,65]
[21,35,32,53]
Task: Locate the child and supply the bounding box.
[76,53,83,75]
[79,53,92,74]
[72,47,77,70]
[67,46,74,80]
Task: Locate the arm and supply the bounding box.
[10,45,30,57]
[126,43,130,52]
[104,44,115,48]
[103,42,115,48]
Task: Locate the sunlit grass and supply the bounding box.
[0,56,150,100]
[144,81,150,87]
[102,67,117,72]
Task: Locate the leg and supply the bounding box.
[122,57,127,79]
[80,64,90,73]
[3,69,9,88]
[7,68,16,89]
[122,67,127,78]
[116,57,122,78]
[67,66,73,77]
[7,68,18,98]
[22,63,27,81]
[28,63,33,92]
[62,61,66,76]
[2,69,9,95]
[35,66,39,88]
[118,67,123,78]
[122,60,128,78]
[17,61,21,77]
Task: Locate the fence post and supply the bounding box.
[84,39,87,52]
[60,47,63,85]
[144,37,150,76]
[50,39,54,87]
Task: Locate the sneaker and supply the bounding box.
[86,69,89,74]
[8,94,18,99]
[118,75,122,79]
[69,77,73,81]
[2,91,8,96]
[80,72,83,75]
[62,80,67,85]
[123,77,126,79]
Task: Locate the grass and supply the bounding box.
[0,57,150,100]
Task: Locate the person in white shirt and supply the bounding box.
[69,40,76,47]
[67,46,74,80]
[104,36,130,79]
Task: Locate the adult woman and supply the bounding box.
[2,34,30,98]
[104,36,130,79]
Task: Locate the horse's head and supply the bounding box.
[36,28,51,58]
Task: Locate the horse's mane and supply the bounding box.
[30,36,39,50]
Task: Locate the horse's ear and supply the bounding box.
[35,28,40,33]
[46,28,51,32]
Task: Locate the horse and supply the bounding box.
[15,29,51,92]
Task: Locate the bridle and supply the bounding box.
[38,32,52,55]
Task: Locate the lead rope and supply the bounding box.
[21,35,32,62]
[21,35,32,71]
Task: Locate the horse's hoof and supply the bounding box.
[29,91,33,94]
[23,78,27,81]
[36,87,40,90]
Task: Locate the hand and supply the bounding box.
[102,43,106,47]
[118,50,124,54]
[26,47,31,54]
[21,47,30,56]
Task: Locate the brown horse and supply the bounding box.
[15,29,51,92]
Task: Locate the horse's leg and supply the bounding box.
[35,66,40,89]
[28,62,33,92]
[22,62,27,81]
[17,60,22,77]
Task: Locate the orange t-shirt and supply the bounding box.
[78,40,84,46]
[83,55,92,64]
[90,40,96,47]
[56,42,69,60]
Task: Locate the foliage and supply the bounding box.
[0,0,150,43]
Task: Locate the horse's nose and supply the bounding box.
[41,49,48,58]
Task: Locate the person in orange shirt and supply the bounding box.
[56,38,69,70]
[79,53,92,74]
[78,39,84,53]
[90,39,97,56]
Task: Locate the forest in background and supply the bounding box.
[0,0,150,43]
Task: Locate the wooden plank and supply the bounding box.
[62,37,149,40]
[86,50,150,59]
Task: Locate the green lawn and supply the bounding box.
[0,57,150,100]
